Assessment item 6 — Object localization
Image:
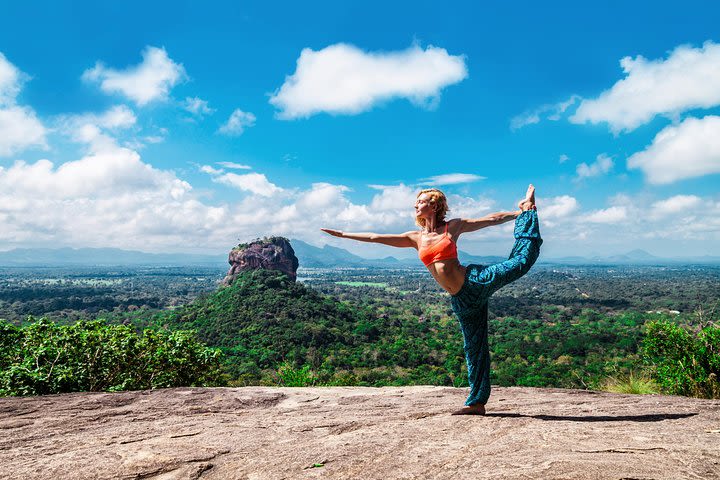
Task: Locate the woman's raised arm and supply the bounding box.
[456,211,520,235]
[320,229,419,249]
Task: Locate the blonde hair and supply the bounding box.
[415,188,449,228]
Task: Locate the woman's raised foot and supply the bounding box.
[518,184,536,212]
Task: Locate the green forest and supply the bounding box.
[0,264,718,398]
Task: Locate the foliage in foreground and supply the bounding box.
[0,318,224,396]
[642,320,720,398]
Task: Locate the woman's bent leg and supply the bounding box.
[469,209,543,298]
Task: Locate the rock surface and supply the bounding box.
[224,237,299,284]
[2,386,720,479]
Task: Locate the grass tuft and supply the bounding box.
[601,371,660,395]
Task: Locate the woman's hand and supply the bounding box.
[320,228,343,238]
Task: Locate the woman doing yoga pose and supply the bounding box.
[321,184,542,415]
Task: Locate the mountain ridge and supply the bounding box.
[0,245,718,267]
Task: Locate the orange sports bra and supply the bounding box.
[418,223,458,267]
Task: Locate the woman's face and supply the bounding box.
[415,193,435,218]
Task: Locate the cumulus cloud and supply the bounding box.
[0,143,234,250]
[0,52,25,105]
[650,194,702,217]
[576,154,614,180]
[218,109,256,136]
[445,194,495,221]
[421,173,485,185]
[369,184,416,212]
[64,105,137,131]
[55,105,140,153]
[82,46,186,106]
[541,195,579,222]
[269,43,468,119]
[183,96,215,117]
[571,41,720,132]
[511,96,579,130]
[559,154,570,164]
[213,172,282,197]
[0,52,47,156]
[627,115,720,184]
[587,206,628,223]
[0,107,48,156]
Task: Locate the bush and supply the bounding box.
[601,371,659,395]
[276,361,317,387]
[0,318,225,396]
[642,320,720,398]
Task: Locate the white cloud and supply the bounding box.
[218,109,256,136]
[269,43,468,119]
[200,165,224,175]
[217,161,251,170]
[0,52,24,105]
[0,52,47,156]
[213,172,281,197]
[369,184,416,212]
[98,105,137,129]
[0,144,232,250]
[576,154,614,179]
[183,96,215,117]
[541,195,579,221]
[82,46,186,106]
[627,115,720,184]
[511,96,579,130]
[56,105,139,154]
[0,106,47,156]
[65,105,137,131]
[587,206,628,223]
[571,41,720,132]
[650,194,702,217]
[422,173,485,185]
[446,194,495,220]
[559,154,570,164]
[143,135,165,144]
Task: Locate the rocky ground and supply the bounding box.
[1,386,719,479]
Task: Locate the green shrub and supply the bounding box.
[0,318,225,396]
[276,361,317,387]
[642,321,720,398]
[601,371,660,395]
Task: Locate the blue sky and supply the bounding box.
[1,1,719,258]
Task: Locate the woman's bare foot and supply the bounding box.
[518,184,536,212]
[451,403,486,415]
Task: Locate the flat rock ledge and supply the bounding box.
[1,386,719,479]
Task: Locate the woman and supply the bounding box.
[321,184,542,415]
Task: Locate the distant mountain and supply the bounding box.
[1,245,718,268]
[458,251,508,266]
[292,239,515,268]
[0,247,224,267]
[290,239,416,267]
[624,249,659,260]
[547,249,720,265]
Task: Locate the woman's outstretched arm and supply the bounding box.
[320,229,419,248]
[456,211,521,234]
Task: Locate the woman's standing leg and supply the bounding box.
[451,281,491,409]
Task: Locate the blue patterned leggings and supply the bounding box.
[450,209,542,406]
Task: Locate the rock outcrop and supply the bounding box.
[2,386,719,479]
[223,236,299,284]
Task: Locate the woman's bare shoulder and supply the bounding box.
[447,218,463,232]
